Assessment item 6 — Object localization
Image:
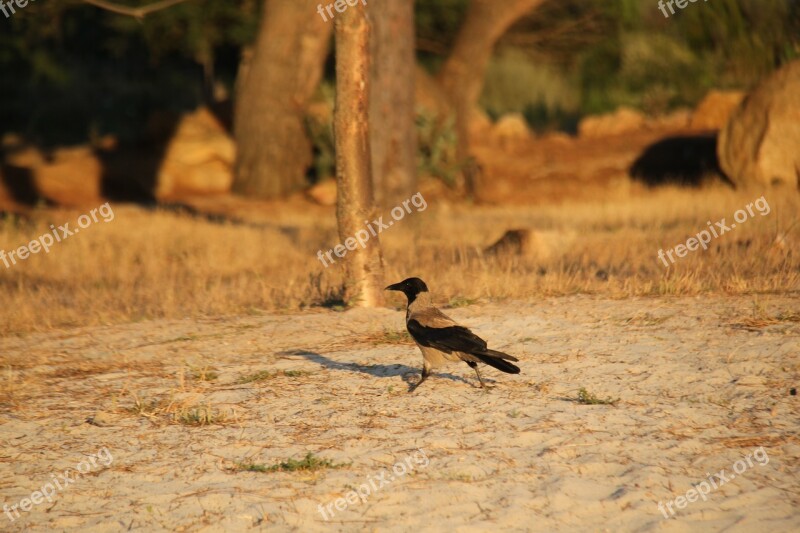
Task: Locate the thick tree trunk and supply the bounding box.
[335,5,385,307]
[437,0,544,193]
[233,0,332,198]
[369,0,417,207]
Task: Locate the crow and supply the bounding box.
[385,277,520,390]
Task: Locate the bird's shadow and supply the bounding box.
[277,349,475,391]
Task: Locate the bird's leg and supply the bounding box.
[409,367,430,393]
[466,361,486,388]
[468,362,494,389]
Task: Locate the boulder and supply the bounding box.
[650,108,691,130]
[155,107,236,199]
[1,142,102,206]
[490,113,531,147]
[468,109,493,137]
[484,228,576,262]
[35,146,103,204]
[306,179,337,206]
[578,107,646,138]
[690,90,746,130]
[718,60,800,188]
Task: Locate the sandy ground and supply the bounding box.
[1,295,799,532]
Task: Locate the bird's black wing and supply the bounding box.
[407,319,488,354]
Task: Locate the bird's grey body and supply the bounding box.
[386,277,520,390]
[408,293,480,371]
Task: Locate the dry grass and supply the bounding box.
[0,184,797,336]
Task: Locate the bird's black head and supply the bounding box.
[385,277,429,303]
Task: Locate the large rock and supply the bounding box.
[690,90,745,130]
[718,60,800,188]
[650,108,691,130]
[578,107,646,138]
[1,139,103,206]
[484,228,576,262]
[490,113,531,148]
[306,179,336,206]
[155,107,235,199]
[35,146,103,204]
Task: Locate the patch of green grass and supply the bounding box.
[282,370,311,378]
[236,370,274,384]
[447,296,479,308]
[176,405,226,426]
[127,396,167,417]
[622,313,672,326]
[236,452,345,473]
[576,387,619,406]
[235,369,311,384]
[189,365,219,382]
[372,329,412,345]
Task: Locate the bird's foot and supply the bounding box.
[408,372,429,393]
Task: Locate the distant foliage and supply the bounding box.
[416,111,459,186]
[1,0,797,143]
[0,0,259,145]
[488,0,799,126]
[480,49,579,132]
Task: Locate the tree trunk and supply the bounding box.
[437,0,544,193]
[369,0,417,207]
[233,0,332,198]
[335,4,385,307]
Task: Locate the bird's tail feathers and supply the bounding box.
[482,349,518,362]
[473,351,521,374]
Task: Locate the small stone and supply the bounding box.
[86,411,116,427]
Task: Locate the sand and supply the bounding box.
[1,295,798,532]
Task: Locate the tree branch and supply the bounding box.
[82,0,193,19]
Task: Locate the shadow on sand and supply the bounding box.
[277,349,477,391]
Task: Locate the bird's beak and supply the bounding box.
[385,282,403,291]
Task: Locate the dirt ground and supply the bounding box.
[1,294,798,532]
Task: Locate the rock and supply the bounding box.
[650,108,692,130]
[718,60,800,188]
[468,109,492,137]
[690,90,746,130]
[155,107,236,199]
[541,131,573,144]
[86,411,117,427]
[484,229,576,261]
[36,146,103,204]
[578,107,646,138]
[306,179,336,206]
[306,100,333,127]
[4,144,45,168]
[2,142,102,206]
[490,113,531,147]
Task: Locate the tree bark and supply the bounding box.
[369,0,417,207]
[437,0,545,193]
[233,0,332,198]
[335,4,385,307]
